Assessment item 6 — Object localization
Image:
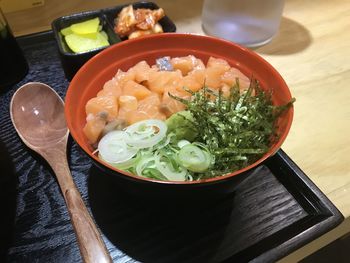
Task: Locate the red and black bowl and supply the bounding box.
[65,33,294,199]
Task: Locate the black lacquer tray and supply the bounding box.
[0,31,343,263]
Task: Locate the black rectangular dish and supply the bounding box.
[0,31,343,263]
[51,1,176,80]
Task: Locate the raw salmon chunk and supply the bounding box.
[85,95,119,121]
[114,69,136,88]
[160,88,189,117]
[127,60,155,83]
[170,55,205,75]
[120,94,165,124]
[147,70,183,95]
[134,94,166,122]
[205,57,231,89]
[97,78,123,97]
[139,92,161,107]
[221,84,232,98]
[125,110,151,125]
[221,68,250,91]
[119,95,138,110]
[122,80,152,100]
[183,68,206,92]
[83,113,107,144]
[83,55,252,147]
[118,95,138,120]
[207,56,231,71]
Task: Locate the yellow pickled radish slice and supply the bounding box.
[65,32,109,53]
[100,30,108,40]
[70,17,100,35]
[60,26,73,36]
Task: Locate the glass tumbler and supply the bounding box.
[0,8,28,88]
[202,0,285,48]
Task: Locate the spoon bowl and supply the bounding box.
[10,82,67,148]
[10,82,112,263]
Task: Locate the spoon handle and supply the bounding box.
[65,187,112,263]
[42,145,112,263]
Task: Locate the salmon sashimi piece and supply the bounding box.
[84,56,253,146]
[181,75,201,92]
[183,68,206,92]
[205,67,225,89]
[123,93,165,125]
[193,57,205,70]
[83,113,107,144]
[221,84,232,98]
[125,110,150,124]
[206,56,231,71]
[127,60,155,83]
[147,70,183,95]
[160,88,189,117]
[97,78,123,98]
[125,109,166,124]
[114,69,136,88]
[212,83,251,100]
[119,95,138,110]
[136,93,166,120]
[118,95,138,120]
[122,80,152,100]
[85,95,119,122]
[205,56,232,89]
[137,93,161,111]
[97,89,113,97]
[221,67,250,91]
[170,55,205,75]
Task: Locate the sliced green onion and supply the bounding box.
[135,154,155,177]
[98,130,138,164]
[111,151,141,170]
[177,139,190,148]
[154,152,188,181]
[142,167,166,180]
[177,144,212,172]
[152,132,173,150]
[125,119,167,148]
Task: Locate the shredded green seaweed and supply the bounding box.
[169,78,295,178]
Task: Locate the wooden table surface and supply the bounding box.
[4,0,350,261]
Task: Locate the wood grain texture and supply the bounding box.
[9,83,112,263]
[0,33,341,263]
[3,0,350,218]
[2,0,350,260]
[42,144,112,263]
[86,164,308,263]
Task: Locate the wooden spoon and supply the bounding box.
[10,82,112,263]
